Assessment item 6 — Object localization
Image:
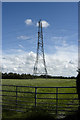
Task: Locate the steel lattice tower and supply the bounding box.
[33,20,47,76]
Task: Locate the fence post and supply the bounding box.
[56,87,58,115]
[16,86,18,108]
[35,87,37,108]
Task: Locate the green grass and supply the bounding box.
[2,78,79,118]
[2,78,76,87]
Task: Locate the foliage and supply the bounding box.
[2,72,76,79]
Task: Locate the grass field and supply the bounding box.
[2,78,79,119]
[2,78,76,87]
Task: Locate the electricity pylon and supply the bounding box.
[33,20,47,76]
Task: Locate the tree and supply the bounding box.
[76,69,80,109]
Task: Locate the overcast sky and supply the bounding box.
[2,2,78,76]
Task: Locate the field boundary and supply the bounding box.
[1,84,79,116]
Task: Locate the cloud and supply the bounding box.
[24,19,50,28]
[17,35,30,40]
[37,20,50,28]
[25,19,33,25]
[51,36,68,46]
[46,55,77,77]
[2,51,35,74]
[2,44,78,77]
[52,36,66,41]
[18,44,24,49]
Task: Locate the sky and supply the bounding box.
[2,2,78,76]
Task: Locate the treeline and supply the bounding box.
[1,72,76,79]
[2,73,33,79]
